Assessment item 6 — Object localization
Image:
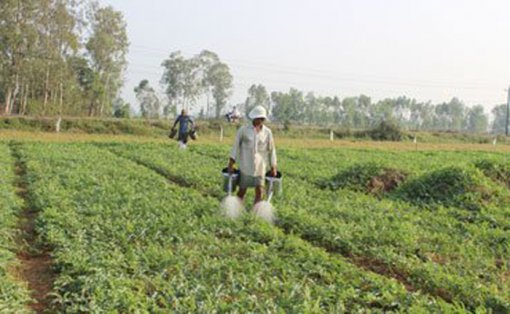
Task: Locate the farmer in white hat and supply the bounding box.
[228,105,277,204]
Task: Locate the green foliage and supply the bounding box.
[2,140,510,312]
[0,144,31,311]
[162,50,232,118]
[86,4,129,116]
[15,142,456,312]
[196,145,510,311]
[491,104,507,134]
[0,1,128,117]
[396,166,506,211]
[332,128,352,139]
[134,80,160,118]
[367,120,403,141]
[108,143,510,311]
[113,103,131,118]
[466,105,488,133]
[283,120,291,131]
[269,89,496,134]
[271,88,305,123]
[475,159,510,187]
[0,117,169,135]
[244,84,270,117]
[207,62,233,118]
[1,115,508,146]
[322,162,407,195]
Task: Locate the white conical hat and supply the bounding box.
[248,106,268,120]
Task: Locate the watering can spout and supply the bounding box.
[227,175,233,196]
[267,178,275,202]
[265,171,283,199]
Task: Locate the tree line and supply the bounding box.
[225,84,503,133]
[268,90,503,133]
[141,50,505,133]
[0,1,506,133]
[0,0,128,117]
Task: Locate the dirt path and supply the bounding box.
[10,143,54,313]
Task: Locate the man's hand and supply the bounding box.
[271,166,277,177]
[227,158,235,175]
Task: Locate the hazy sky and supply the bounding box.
[101,0,510,114]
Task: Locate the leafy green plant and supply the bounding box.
[354,120,403,141]
[475,159,510,188]
[322,162,407,196]
[4,140,509,312]
[0,144,31,312]
[184,144,510,311]
[18,142,455,312]
[395,166,506,211]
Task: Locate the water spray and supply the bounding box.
[221,171,244,218]
[253,177,276,224]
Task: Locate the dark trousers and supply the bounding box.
[178,132,189,144]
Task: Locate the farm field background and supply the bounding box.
[0,131,509,312]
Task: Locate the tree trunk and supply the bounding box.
[88,102,95,116]
[14,82,25,114]
[20,83,29,115]
[100,74,111,116]
[59,81,63,115]
[206,89,210,118]
[4,87,12,115]
[43,65,50,114]
[9,74,20,115]
[51,87,57,109]
[215,98,222,119]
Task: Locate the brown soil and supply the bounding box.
[16,207,54,313]
[367,169,407,195]
[350,255,416,293]
[17,250,54,313]
[12,148,54,313]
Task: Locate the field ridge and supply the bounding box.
[9,142,54,313]
[104,145,224,199]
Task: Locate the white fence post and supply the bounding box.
[55,116,62,133]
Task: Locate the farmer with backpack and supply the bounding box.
[227,105,277,204]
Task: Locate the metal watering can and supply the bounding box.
[221,167,240,194]
[265,171,283,201]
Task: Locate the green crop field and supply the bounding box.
[0,135,509,313]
